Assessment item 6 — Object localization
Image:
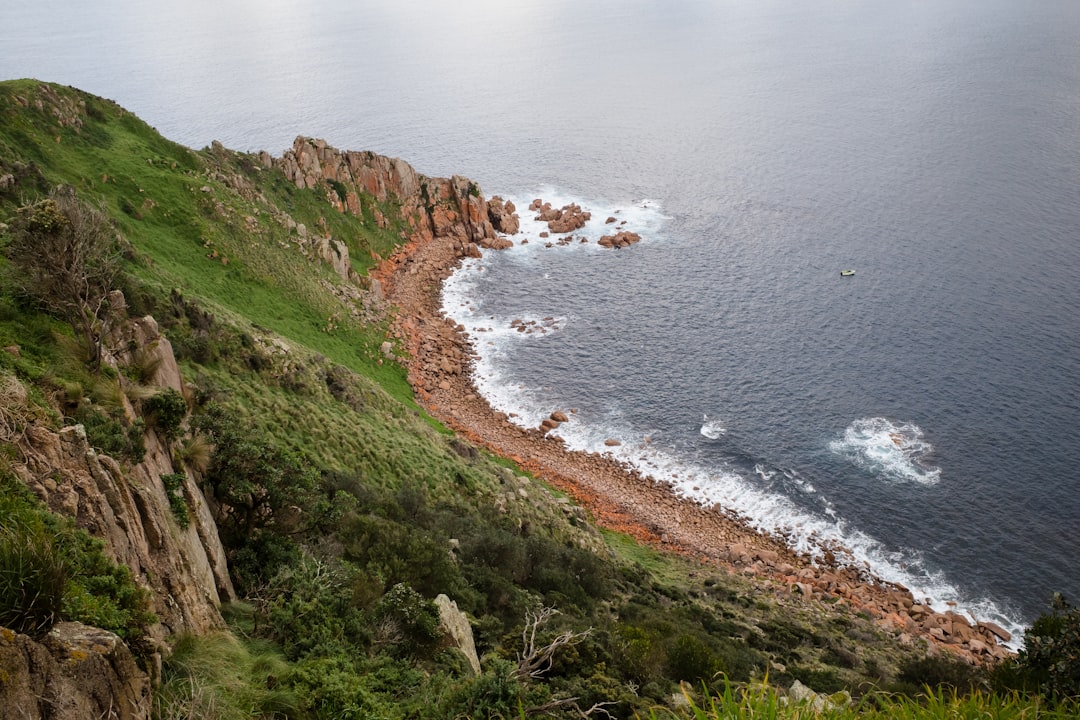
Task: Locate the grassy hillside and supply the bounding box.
[0,81,1073,719]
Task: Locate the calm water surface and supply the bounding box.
[4,0,1079,636]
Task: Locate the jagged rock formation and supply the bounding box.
[487,196,520,234]
[8,300,234,642]
[529,199,590,234]
[276,137,514,250]
[0,623,151,720]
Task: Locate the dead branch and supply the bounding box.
[512,606,592,683]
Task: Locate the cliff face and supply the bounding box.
[9,302,233,642]
[276,136,511,249]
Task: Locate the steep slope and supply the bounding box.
[0,80,1018,719]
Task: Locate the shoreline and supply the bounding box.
[375,229,1014,665]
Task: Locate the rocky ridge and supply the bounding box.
[276,136,512,253]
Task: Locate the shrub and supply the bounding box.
[76,406,145,462]
[371,582,441,659]
[143,387,187,440]
[897,653,985,695]
[160,473,190,528]
[995,594,1080,704]
[3,186,124,367]
[0,472,153,641]
[666,634,722,685]
[0,514,69,635]
[191,403,319,542]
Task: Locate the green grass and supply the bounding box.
[647,680,1079,720]
[155,632,300,720]
[0,80,413,403]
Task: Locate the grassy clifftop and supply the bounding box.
[0,81,1070,719]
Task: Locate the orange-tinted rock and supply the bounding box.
[487,195,520,234]
[977,621,1012,643]
[598,231,641,249]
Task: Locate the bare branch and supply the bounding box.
[5,185,124,367]
[512,606,592,683]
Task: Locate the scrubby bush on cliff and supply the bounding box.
[191,402,320,544]
[0,471,153,641]
[994,594,1080,704]
[3,185,123,368]
[143,387,187,440]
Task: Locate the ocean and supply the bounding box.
[3,0,1079,639]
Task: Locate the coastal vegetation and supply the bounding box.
[0,80,1076,718]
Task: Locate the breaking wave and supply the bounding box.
[441,188,1025,648]
[828,417,942,485]
[700,414,727,439]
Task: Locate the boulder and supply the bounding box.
[550,411,569,423]
[0,622,151,720]
[598,231,641,249]
[487,196,520,235]
[977,621,1012,643]
[434,595,481,676]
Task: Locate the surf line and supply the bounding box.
[378,199,1018,663]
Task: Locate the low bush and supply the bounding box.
[76,405,145,462]
[143,387,187,440]
[993,594,1080,704]
[160,472,190,528]
[0,472,154,641]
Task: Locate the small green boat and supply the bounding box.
[840,269,855,277]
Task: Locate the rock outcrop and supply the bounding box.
[487,196,520,235]
[434,595,481,676]
[0,623,151,720]
[598,230,641,249]
[529,199,590,233]
[8,303,233,642]
[276,137,513,249]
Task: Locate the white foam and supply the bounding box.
[828,417,941,485]
[700,413,727,439]
[441,189,1026,649]
[491,186,672,260]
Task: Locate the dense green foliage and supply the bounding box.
[0,471,154,640]
[2,80,1074,718]
[993,595,1080,705]
[143,387,187,440]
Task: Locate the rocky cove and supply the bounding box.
[307,137,1014,665]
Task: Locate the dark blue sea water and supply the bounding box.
[4,0,1079,639]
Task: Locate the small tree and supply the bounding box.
[4,185,123,367]
[998,593,1080,704]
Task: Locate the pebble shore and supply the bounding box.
[375,230,1013,665]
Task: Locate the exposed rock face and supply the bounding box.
[0,623,151,720]
[487,196,520,235]
[276,137,508,247]
[10,308,233,641]
[434,594,481,676]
